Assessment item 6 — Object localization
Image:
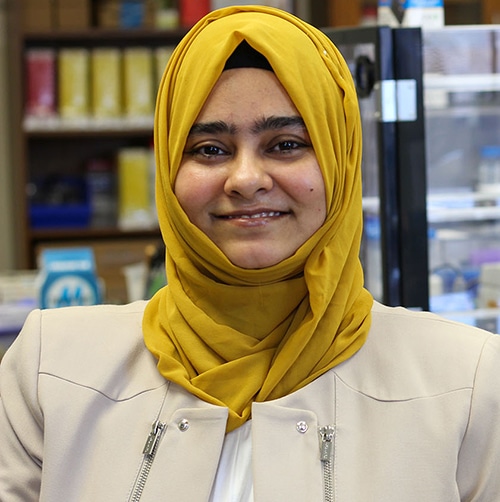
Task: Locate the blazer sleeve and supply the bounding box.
[457,333,500,500]
[0,310,44,501]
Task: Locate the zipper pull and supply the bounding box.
[142,419,166,456]
[318,425,335,462]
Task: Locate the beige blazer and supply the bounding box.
[1,301,500,501]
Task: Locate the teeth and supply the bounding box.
[230,211,281,219]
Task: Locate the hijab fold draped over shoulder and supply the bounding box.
[143,6,373,432]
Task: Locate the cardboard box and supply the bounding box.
[36,238,162,304]
[96,0,156,29]
[22,0,54,32]
[38,247,101,309]
[121,0,156,28]
[55,0,91,30]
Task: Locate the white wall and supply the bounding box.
[0,0,16,270]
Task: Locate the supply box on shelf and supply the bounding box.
[28,175,91,229]
[96,0,157,29]
[38,247,102,309]
[378,0,444,28]
[23,0,91,32]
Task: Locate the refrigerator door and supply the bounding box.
[423,26,500,332]
[323,26,428,310]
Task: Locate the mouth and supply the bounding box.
[222,211,287,220]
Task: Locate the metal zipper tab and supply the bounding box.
[143,419,165,456]
[319,425,335,461]
[129,420,166,502]
[318,425,335,502]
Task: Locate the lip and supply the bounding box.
[226,211,285,219]
[215,210,289,220]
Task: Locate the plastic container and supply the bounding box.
[477,145,500,193]
[29,176,91,229]
[86,158,116,227]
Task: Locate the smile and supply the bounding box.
[225,211,285,219]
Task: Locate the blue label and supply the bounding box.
[406,0,443,6]
[379,0,443,6]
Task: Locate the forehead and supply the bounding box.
[195,67,299,122]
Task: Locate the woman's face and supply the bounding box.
[174,67,327,269]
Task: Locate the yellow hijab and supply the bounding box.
[143,6,373,432]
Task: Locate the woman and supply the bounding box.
[1,6,500,501]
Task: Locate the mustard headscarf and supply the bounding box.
[143,6,373,432]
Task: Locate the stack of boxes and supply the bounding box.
[25,42,166,231]
[22,0,160,32]
[23,1,174,232]
[24,45,173,125]
[23,0,91,32]
[96,0,157,28]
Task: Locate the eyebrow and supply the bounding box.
[251,115,306,134]
[187,115,306,137]
[188,120,236,136]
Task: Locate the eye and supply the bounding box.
[186,143,229,159]
[279,140,299,151]
[199,145,226,157]
[268,139,309,155]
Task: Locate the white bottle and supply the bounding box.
[478,145,500,193]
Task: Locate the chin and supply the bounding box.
[226,250,289,270]
[217,240,298,269]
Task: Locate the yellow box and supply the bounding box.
[123,48,154,120]
[154,46,175,91]
[91,48,122,119]
[117,147,155,230]
[58,48,90,120]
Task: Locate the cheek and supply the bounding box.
[174,168,205,219]
[309,166,327,216]
[308,185,328,222]
[291,167,327,216]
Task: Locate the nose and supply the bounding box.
[224,151,273,199]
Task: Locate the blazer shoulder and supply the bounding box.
[22,301,164,400]
[335,301,500,400]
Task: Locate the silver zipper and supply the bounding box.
[128,419,166,502]
[319,425,335,502]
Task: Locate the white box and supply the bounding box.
[378,0,444,28]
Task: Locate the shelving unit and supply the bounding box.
[6,0,498,301]
[8,0,188,302]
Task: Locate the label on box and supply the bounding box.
[378,0,444,27]
[379,0,443,6]
[39,248,101,309]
